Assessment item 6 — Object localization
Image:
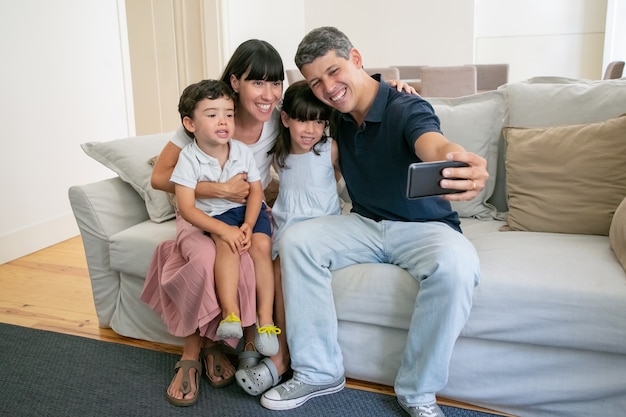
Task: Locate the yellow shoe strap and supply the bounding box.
[258,324,281,335]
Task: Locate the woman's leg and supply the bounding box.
[269,257,290,375]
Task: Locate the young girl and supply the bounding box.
[235,80,342,396]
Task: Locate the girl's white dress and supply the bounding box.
[271,139,341,259]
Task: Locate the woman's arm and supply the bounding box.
[151,142,180,194]
[152,141,250,202]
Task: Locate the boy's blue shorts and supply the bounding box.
[205,203,271,238]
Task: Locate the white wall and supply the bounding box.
[604,0,626,71]
[0,0,133,264]
[475,0,608,82]
[219,0,305,74]
[303,0,475,69]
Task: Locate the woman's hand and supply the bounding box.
[387,79,420,96]
[197,173,250,203]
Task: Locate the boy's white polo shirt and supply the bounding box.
[171,139,261,216]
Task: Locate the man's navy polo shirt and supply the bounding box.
[332,79,461,232]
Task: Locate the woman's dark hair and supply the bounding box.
[269,80,332,169]
[178,79,234,138]
[219,39,284,102]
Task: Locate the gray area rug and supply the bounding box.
[0,323,499,417]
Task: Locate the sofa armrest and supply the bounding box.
[68,177,149,327]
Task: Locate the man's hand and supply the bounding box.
[439,152,489,201]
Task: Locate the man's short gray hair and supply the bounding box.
[295,26,353,69]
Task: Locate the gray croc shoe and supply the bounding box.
[235,357,281,396]
[237,342,262,371]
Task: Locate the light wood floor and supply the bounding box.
[0,236,512,416]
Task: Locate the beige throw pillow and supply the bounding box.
[610,197,626,272]
[502,114,626,235]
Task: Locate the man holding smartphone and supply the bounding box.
[261,27,488,417]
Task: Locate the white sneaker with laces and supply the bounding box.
[398,398,446,417]
[260,376,345,410]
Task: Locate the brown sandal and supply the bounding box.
[166,359,201,407]
[201,345,235,388]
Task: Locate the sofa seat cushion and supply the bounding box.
[331,218,626,356]
[461,219,626,355]
[110,220,176,277]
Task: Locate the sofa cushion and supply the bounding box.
[428,90,506,219]
[459,219,626,355]
[332,218,626,356]
[109,219,176,277]
[506,77,626,128]
[489,78,626,212]
[81,132,175,223]
[501,115,626,235]
[610,197,626,272]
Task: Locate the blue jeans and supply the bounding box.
[279,213,479,406]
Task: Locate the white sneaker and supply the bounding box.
[260,376,345,410]
[254,324,280,356]
[398,398,446,417]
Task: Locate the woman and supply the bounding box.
[141,39,287,406]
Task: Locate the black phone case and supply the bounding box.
[406,161,470,199]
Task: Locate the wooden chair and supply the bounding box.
[474,63,509,91]
[364,66,400,81]
[395,65,429,80]
[419,65,477,97]
[603,61,625,80]
[285,69,304,85]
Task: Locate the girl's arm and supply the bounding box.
[331,139,342,182]
[152,141,250,202]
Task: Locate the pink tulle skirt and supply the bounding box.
[141,213,256,348]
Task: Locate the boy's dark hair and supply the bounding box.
[269,80,332,169]
[178,79,235,139]
[295,26,353,70]
[220,39,284,104]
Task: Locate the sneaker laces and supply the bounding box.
[417,405,439,417]
[281,379,303,393]
[220,312,241,324]
[258,324,282,335]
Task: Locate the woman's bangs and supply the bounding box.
[244,50,284,82]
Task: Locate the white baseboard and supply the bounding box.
[0,213,79,264]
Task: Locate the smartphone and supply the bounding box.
[406,160,470,199]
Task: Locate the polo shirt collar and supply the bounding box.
[192,138,238,163]
[340,73,390,124]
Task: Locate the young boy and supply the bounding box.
[172,79,280,353]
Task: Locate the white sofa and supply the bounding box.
[69,78,626,417]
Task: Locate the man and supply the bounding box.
[261,26,488,417]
